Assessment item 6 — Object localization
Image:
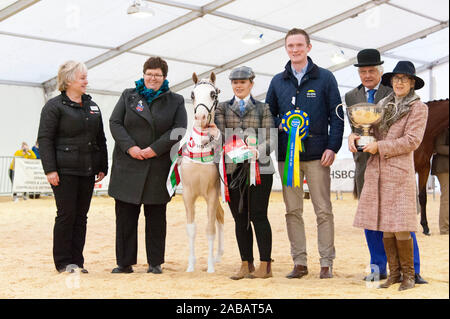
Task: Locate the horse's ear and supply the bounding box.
[210,72,216,84]
[192,72,198,84]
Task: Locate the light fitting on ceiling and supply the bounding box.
[241,30,264,45]
[330,46,347,64]
[331,52,346,64]
[127,0,155,18]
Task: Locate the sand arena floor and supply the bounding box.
[0,192,448,299]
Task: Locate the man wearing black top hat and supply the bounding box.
[345,49,392,199]
[346,50,427,284]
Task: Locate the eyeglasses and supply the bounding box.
[144,73,164,79]
[391,75,411,84]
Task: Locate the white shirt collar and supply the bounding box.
[364,81,381,93]
[235,95,251,104]
[291,62,308,76]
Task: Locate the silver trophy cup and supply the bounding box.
[335,101,397,152]
[346,102,389,151]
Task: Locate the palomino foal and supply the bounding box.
[180,72,224,273]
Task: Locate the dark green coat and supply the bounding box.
[108,88,187,205]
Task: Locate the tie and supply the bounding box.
[367,89,377,104]
[239,99,245,116]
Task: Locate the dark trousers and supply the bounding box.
[52,174,95,271]
[115,199,167,267]
[9,169,13,183]
[227,173,273,262]
[9,169,15,196]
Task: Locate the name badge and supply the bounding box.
[90,106,99,111]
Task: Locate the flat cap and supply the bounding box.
[229,66,255,80]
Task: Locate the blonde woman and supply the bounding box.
[38,61,108,273]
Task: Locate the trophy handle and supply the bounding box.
[335,103,345,121]
[384,102,398,122]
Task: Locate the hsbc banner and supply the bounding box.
[12,158,110,193]
[330,158,355,192]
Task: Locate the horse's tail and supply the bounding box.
[216,201,225,225]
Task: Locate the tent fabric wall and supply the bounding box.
[0,83,197,159]
[0,84,45,156]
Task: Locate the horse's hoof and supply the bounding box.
[214,252,224,263]
[422,226,431,236]
[207,260,215,273]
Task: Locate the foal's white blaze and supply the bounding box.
[193,86,214,128]
[192,73,217,129]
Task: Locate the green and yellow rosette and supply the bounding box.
[281,110,309,187]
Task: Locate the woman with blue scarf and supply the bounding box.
[109,57,187,274]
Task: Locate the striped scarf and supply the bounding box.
[378,89,420,135]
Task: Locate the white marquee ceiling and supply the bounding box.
[0,0,448,101]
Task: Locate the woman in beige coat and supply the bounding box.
[350,61,428,291]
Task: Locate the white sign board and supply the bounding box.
[330,158,355,192]
[12,158,111,194]
[12,158,52,193]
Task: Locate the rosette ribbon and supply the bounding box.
[246,136,261,186]
[281,110,309,187]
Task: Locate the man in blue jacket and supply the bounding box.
[266,28,344,279]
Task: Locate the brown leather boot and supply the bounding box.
[379,237,402,288]
[230,261,255,280]
[320,266,333,279]
[397,238,415,291]
[246,261,272,279]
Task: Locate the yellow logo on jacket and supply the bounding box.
[306,89,316,98]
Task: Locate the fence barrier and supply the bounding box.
[0,156,438,201]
